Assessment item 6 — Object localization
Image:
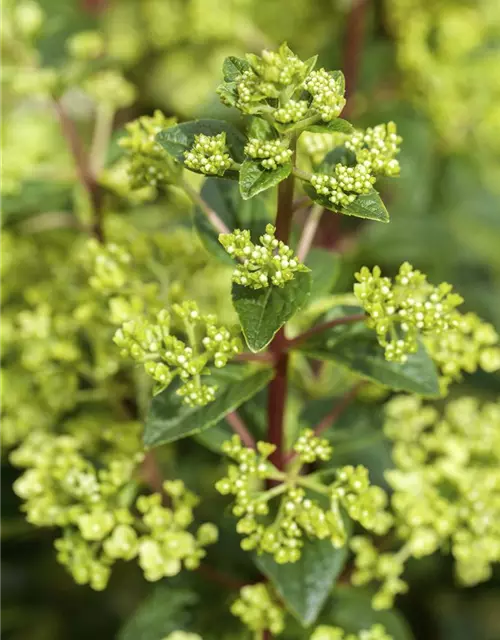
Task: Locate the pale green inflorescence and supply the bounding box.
[308,121,402,207]
[310,624,393,640]
[184,132,233,176]
[354,262,464,363]
[310,165,376,207]
[351,395,500,609]
[163,633,203,640]
[303,68,346,122]
[114,300,242,406]
[345,122,402,177]
[244,138,293,170]
[231,583,285,636]
[118,110,181,191]
[354,262,500,382]
[11,431,217,590]
[215,432,391,564]
[219,224,309,289]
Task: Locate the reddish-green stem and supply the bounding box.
[267,143,297,471]
[284,382,364,465]
[226,411,256,450]
[285,313,366,350]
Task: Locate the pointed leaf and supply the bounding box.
[144,365,273,448]
[295,306,440,396]
[306,248,341,297]
[320,587,414,640]
[255,538,348,627]
[306,119,354,135]
[239,159,292,199]
[118,586,197,640]
[304,184,389,223]
[233,271,311,352]
[156,119,246,179]
[222,56,251,81]
[193,178,270,263]
[340,190,390,222]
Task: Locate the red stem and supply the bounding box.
[226,411,256,450]
[267,143,297,470]
[284,382,364,465]
[342,0,369,118]
[285,313,366,350]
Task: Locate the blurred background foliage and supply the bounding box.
[2,0,500,639]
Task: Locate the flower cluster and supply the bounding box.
[164,634,202,640]
[310,164,376,207]
[219,224,308,289]
[216,433,391,563]
[230,43,309,113]
[311,624,393,640]
[350,537,408,610]
[293,428,332,463]
[184,133,233,176]
[86,239,133,293]
[113,300,241,405]
[351,394,500,609]
[217,43,349,133]
[11,431,217,590]
[244,138,293,170]
[386,395,500,587]
[230,583,285,636]
[274,99,309,124]
[118,110,180,190]
[425,311,500,392]
[354,262,464,363]
[345,122,402,177]
[304,68,346,122]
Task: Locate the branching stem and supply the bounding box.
[181,178,230,235]
[53,99,105,242]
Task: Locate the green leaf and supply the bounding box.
[118,586,197,640]
[239,159,292,200]
[319,586,414,640]
[255,538,348,627]
[306,248,341,298]
[340,190,390,223]
[319,146,357,171]
[233,271,311,352]
[156,119,246,179]
[296,306,440,396]
[193,178,270,264]
[248,117,278,141]
[144,364,273,448]
[222,56,251,81]
[304,184,389,223]
[306,118,354,135]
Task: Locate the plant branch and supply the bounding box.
[181,179,231,235]
[53,99,105,242]
[141,450,166,496]
[226,411,256,450]
[342,0,369,118]
[267,140,297,471]
[235,352,275,365]
[285,313,366,349]
[284,382,365,465]
[297,204,324,262]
